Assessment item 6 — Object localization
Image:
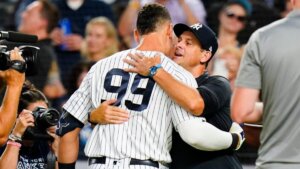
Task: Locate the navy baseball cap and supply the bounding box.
[173,23,218,57]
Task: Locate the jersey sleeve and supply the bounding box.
[169,65,200,130]
[62,66,95,124]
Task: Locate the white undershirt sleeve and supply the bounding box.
[177,118,233,151]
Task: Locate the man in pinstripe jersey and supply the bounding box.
[57,3,243,169]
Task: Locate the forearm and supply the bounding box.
[154,69,204,115]
[0,85,22,144]
[231,88,260,123]
[242,102,263,123]
[177,119,237,151]
[118,0,139,37]
[58,128,81,163]
[0,144,20,169]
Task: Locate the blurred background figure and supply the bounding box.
[51,0,115,90]
[118,0,207,48]
[81,16,119,62]
[217,1,248,49]
[18,0,65,109]
[0,81,59,169]
[208,1,248,76]
[217,46,242,90]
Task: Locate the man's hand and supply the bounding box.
[123,52,161,76]
[230,122,245,150]
[0,48,25,87]
[12,110,35,138]
[90,99,129,124]
[62,34,83,51]
[50,28,63,46]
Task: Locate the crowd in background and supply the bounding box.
[0,0,294,165]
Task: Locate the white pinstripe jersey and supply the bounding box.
[63,49,199,163]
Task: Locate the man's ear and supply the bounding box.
[133,29,140,43]
[166,23,173,38]
[200,51,212,63]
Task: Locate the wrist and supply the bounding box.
[9,133,22,143]
[7,140,22,148]
[148,64,162,78]
[88,111,97,125]
[229,133,239,150]
[6,82,23,90]
[12,131,23,138]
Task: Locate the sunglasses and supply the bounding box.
[225,10,247,23]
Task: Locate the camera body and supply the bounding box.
[23,107,60,141]
[0,45,39,75]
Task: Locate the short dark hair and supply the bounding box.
[136,3,171,35]
[39,0,60,33]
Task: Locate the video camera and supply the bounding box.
[23,107,60,141]
[0,31,39,75]
[0,45,39,75]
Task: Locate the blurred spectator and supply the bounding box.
[238,0,280,44]
[81,17,119,62]
[0,81,59,169]
[209,1,248,76]
[118,0,206,48]
[218,46,243,90]
[51,0,115,89]
[0,48,25,146]
[217,1,248,49]
[16,0,66,102]
[12,0,35,30]
[1,0,67,110]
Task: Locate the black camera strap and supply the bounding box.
[10,60,27,73]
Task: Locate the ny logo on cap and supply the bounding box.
[191,23,202,30]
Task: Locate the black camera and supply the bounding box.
[23,107,60,141]
[0,45,39,75]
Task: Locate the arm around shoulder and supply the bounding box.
[177,118,235,151]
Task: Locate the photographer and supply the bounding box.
[0,48,25,146]
[0,81,59,169]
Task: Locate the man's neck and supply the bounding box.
[189,64,206,78]
[136,33,167,55]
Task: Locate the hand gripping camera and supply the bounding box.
[0,45,39,75]
[23,107,60,141]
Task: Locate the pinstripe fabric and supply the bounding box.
[63,49,199,164]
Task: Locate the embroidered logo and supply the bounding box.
[190,23,203,30]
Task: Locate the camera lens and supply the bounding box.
[41,108,60,126]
